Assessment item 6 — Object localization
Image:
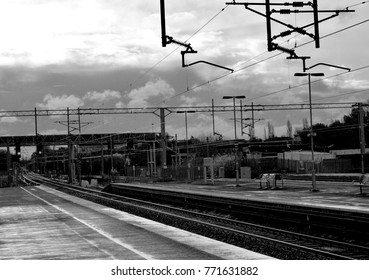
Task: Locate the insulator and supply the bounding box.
[292,2,304,7]
[280,9,291,14]
[280,30,292,37]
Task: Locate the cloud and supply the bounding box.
[37,94,84,110]
[168,113,235,140]
[179,95,200,106]
[127,79,175,107]
[83,89,121,102]
[0,116,18,124]
[39,128,67,135]
[115,101,125,108]
[0,110,21,123]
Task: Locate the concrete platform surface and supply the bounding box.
[0,185,272,260]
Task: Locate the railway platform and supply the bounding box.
[0,184,272,260]
[111,175,369,214]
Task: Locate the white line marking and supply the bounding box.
[21,187,155,260]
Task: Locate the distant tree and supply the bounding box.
[302,118,309,130]
[286,120,293,138]
[267,121,275,139]
[295,105,369,151]
[249,125,255,140]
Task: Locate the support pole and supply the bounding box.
[313,0,320,48]
[185,111,190,182]
[67,107,72,183]
[307,74,317,192]
[78,107,81,133]
[34,108,39,173]
[89,150,93,175]
[235,143,240,187]
[265,0,273,51]
[175,134,178,167]
[233,98,237,139]
[240,100,243,136]
[251,102,255,139]
[153,139,157,176]
[212,99,215,136]
[7,143,11,187]
[34,108,38,136]
[110,135,114,175]
[359,103,366,175]
[160,108,167,169]
[160,0,167,47]
[100,142,105,177]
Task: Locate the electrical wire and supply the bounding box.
[346,1,369,9]
[184,5,229,43]
[158,17,369,104]
[312,88,369,102]
[295,18,369,50]
[248,64,369,102]
[126,5,229,91]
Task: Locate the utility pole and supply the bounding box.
[251,102,255,139]
[223,95,246,139]
[160,108,167,169]
[34,108,38,136]
[295,72,325,192]
[177,110,196,183]
[359,103,366,174]
[240,100,244,137]
[7,142,11,186]
[100,142,104,177]
[212,99,215,136]
[67,107,72,183]
[78,107,82,133]
[110,135,114,174]
[34,107,39,173]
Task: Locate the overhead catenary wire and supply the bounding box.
[184,5,229,43]
[312,88,369,102]
[126,5,229,91]
[248,64,369,102]
[121,2,369,142]
[296,18,369,50]
[346,1,369,9]
[158,17,369,104]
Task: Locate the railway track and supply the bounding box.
[22,173,369,260]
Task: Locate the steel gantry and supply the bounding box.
[0,106,236,171]
[0,103,353,119]
[0,103,354,142]
[0,102,354,161]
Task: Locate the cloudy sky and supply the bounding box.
[0,0,368,148]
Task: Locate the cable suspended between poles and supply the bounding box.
[160,0,233,72]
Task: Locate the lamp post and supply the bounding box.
[222,95,246,139]
[294,72,324,192]
[177,110,196,182]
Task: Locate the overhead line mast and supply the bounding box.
[225,1,354,70]
[160,0,233,72]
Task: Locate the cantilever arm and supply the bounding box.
[305,63,351,72]
[186,61,234,72]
